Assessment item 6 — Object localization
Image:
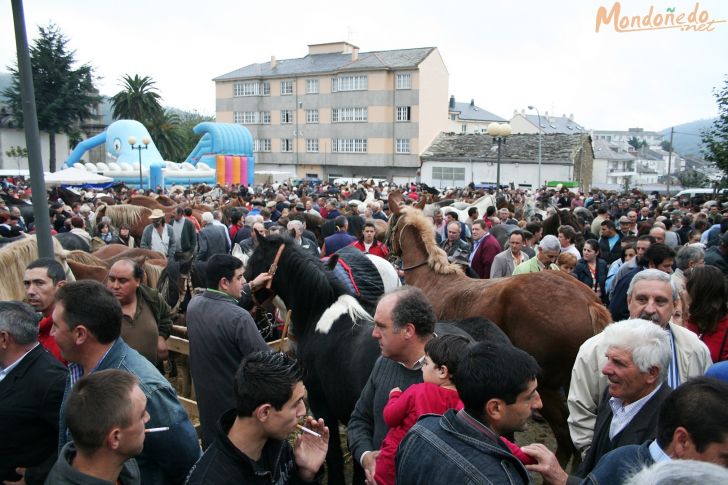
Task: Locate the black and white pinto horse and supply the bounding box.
[246,235,489,484]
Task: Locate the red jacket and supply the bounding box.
[38,314,66,365]
[352,240,389,259]
[470,233,502,279]
[687,314,728,363]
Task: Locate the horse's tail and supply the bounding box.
[588,303,612,335]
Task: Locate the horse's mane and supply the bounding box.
[0,236,65,300]
[103,204,149,227]
[67,250,107,267]
[248,237,352,325]
[399,206,461,275]
[144,263,163,288]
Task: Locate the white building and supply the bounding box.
[447,96,505,134]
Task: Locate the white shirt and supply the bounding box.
[608,383,663,439]
[151,224,170,255]
[648,439,672,463]
[0,343,39,382]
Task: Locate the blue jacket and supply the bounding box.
[573,258,609,305]
[60,338,200,484]
[582,441,653,485]
[396,409,531,485]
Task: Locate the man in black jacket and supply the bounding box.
[0,301,67,485]
[186,254,271,448]
[185,351,329,484]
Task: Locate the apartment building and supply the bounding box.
[213,42,448,183]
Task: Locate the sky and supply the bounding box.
[1,0,727,132]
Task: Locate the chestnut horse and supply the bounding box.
[386,191,611,464]
[95,204,152,242]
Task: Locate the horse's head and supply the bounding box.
[244,234,294,293]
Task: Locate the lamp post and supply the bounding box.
[528,105,542,189]
[486,122,512,191]
[128,136,150,191]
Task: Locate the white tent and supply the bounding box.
[43,167,113,186]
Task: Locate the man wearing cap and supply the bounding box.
[197,212,230,262]
[618,216,634,238]
[140,209,176,259]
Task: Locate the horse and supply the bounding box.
[95,204,151,242]
[385,191,612,464]
[66,250,165,288]
[92,245,167,267]
[542,208,586,252]
[246,235,482,484]
[0,236,73,301]
[55,232,91,252]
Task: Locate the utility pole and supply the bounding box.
[666,127,674,195]
[12,0,53,258]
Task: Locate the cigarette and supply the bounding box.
[296,424,321,438]
[145,427,170,433]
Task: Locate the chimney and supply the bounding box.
[449,95,455,109]
[513,109,518,116]
[470,99,475,107]
[270,56,277,69]
[352,47,359,61]
[569,113,574,121]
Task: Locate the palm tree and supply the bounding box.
[149,109,185,161]
[110,74,163,123]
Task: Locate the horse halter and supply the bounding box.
[387,211,428,272]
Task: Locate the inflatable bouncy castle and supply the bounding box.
[63,120,255,188]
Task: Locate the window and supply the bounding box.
[306,109,319,124]
[331,107,367,122]
[461,124,467,133]
[432,166,466,188]
[254,139,271,152]
[396,73,411,89]
[306,139,319,152]
[280,80,293,95]
[280,139,293,152]
[234,81,269,97]
[450,114,457,121]
[306,79,319,94]
[234,111,270,124]
[280,110,293,124]
[331,75,367,92]
[396,139,410,154]
[396,106,411,122]
[332,138,367,153]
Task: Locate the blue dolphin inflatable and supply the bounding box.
[66,120,165,168]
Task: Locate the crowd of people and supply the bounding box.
[2,176,728,484]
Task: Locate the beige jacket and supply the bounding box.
[567,322,712,455]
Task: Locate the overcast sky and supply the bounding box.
[1,0,726,131]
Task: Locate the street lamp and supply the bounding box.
[528,105,542,189]
[128,136,150,191]
[487,122,512,191]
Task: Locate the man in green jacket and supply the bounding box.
[512,235,561,275]
[106,259,173,365]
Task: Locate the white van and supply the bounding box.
[675,188,727,199]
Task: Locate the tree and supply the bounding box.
[4,145,28,171]
[628,136,647,150]
[148,109,185,162]
[110,74,163,124]
[660,140,673,152]
[702,76,728,182]
[177,110,214,159]
[675,168,709,188]
[2,24,100,171]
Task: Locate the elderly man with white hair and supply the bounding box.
[524,318,673,481]
[287,219,319,258]
[512,234,561,274]
[196,212,230,262]
[567,269,712,458]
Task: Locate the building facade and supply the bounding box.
[213,42,448,183]
[591,127,663,151]
[447,96,505,134]
[420,132,594,190]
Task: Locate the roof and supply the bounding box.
[449,101,505,122]
[592,139,635,161]
[421,132,590,164]
[517,114,586,134]
[214,47,436,81]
